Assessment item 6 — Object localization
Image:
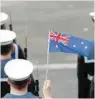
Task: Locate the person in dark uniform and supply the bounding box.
[77,55,85,98]
[77,55,94,98]
[77,11,94,98]
[89,12,95,98]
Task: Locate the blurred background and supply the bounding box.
[1,0,94,98]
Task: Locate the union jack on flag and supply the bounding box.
[49,31,69,45]
[48,30,94,58]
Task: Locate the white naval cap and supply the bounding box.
[0,12,9,25]
[4,59,34,81]
[0,30,16,45]
[89,12,95,20]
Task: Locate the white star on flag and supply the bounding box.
[85,46,88,49]
[73,45,76,47]
[56,45,58,48]
[81,42,84,44]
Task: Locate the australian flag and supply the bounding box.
[49,30,94,58]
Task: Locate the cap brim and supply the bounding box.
[8,75,31,81]
[1,41,13,46]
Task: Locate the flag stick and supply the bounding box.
[45,31,50,80]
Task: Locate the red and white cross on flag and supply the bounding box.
[49,30,69,45]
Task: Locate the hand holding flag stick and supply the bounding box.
[43,80,52,99]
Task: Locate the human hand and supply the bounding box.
[43,80,52,99]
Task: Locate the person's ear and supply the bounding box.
[27,79,31,84]
[11,44,14,52]
[7,79,10,85]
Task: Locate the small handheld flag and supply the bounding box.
[49,30,94,58]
